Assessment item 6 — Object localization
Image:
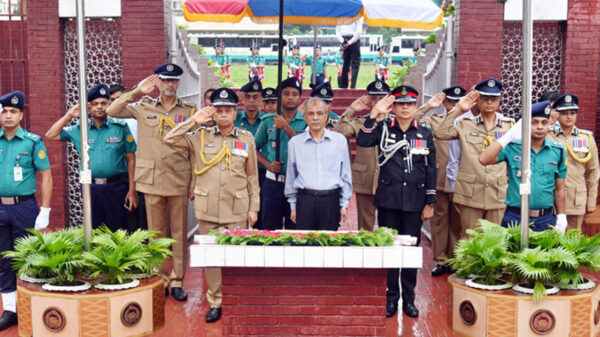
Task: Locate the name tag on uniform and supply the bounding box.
[106,137,121,143]
[14,166,23,182]
[267,129,276,134]
[385,137,396,144]
[205,143,215,148]
[410,139,429,155]
[231,141,248,157]
[469,132,479,137]
[271,141,277,148]
[147,115,158,119]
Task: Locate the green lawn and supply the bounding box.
[227,64,378,89]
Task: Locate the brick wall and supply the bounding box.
[561,2,600,134]
[27,1,67,227]
[455,0,504,89]
[121,0,168,89]
[221,267,387,336]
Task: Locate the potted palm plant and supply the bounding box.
[555,230,600,290]
[449,221,512,290]
[82,226,153,290]
[3,227,90,291]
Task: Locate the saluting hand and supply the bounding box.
[349,95,372,113]
[137,74,160,95]
[456,90,479,113]
[67,104,81,119]
[549,109,559,125]
[192,106,215,125]
[369,95,394,121]
[426,93,446,109]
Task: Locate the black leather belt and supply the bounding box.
[299,188,340,197]
[506,206,553,218]
[93,173,128,185]
[0,194,34,205]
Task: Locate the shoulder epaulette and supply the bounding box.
[551,141,565,149]
[23,131,42,143]
[140,96,155,104]
[182,100,196,108]
[238,128,252,136]
[109,118,126,126]
[579,129,593,135]
[260,113,275,120]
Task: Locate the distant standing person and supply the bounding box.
[285,97,352,230]
[304,45,327,87]
[247,44,265,82]
[336,17,363,89]
[374,46,391,82]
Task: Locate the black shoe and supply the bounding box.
[171,287,188,301]
[431,264,447,276]
[385,300,398,318]
[165,287,169,297]
[0,311,17,331]
[206,308,222,323]
[403,302,419,318]
[446,265,457,274]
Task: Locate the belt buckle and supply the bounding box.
[93,178,108,185]
[529,209,540,217]
[1,197,15,205]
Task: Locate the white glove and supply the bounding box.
[34,207,51,230]
[555,214,567,234]
[498,119,522,148]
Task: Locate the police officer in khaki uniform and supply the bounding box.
[413,86,466,276]
[547,94,600,230]
[334,80,389,230]
[165,88,259,323]
[106,63,195,301]
[435,79,514,234]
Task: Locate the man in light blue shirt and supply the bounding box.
[285,97,352,230]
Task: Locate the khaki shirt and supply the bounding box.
[414,107,451,193]
[435,107,514,209]
[106,88,194,196]
[334,107,379,195]
[547,126,599,215]
[164,119,260,224]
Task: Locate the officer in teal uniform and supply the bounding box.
[479,101,567,232]
[305,45,328,87]
[261,87,278,114]
[310,82,340,128]
[246,45,265,82]
[0,91,53,330]
[254,77,307,230]
[45,84,137,232]
[236,79,267,136]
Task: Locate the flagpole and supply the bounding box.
[75,0,92,249]
[520,0,533,250]
[274,0,284,172]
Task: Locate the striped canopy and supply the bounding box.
[183,0,443,29]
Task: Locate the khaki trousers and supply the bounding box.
[198,220,246,308]
[567,214,584,231]
[458,204,505,238]
[356,193,377,231]
[430,191,461,264]
[145,194,188,288]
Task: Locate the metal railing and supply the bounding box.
[422,17,453,115]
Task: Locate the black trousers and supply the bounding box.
[91,179,129,232]
[254,168,266,228]
[378,207,422,304]
[259,178,294,230]
[341,41,361,89]
[296,189,341,231]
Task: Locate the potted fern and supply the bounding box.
[82,226,174,290]
[3,227,90,291]
[555,230,600,290]
[448,221,512,290]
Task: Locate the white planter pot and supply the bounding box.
[94,278,140,291]
[20,273,56,284]
[465,277,513,291]
[244,246,265,267]
[561,278,596,290]
[42,280,91,292]
[323,247,343,268]
[303,247,324,268]
[512,283,560,295]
